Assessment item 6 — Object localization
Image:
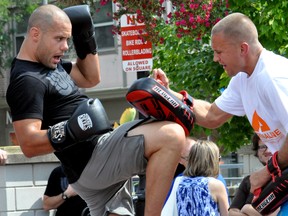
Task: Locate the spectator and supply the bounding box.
[43,165,88,216]
[228,134,279,216]
[165,137,229,202]
[162,139,229,216]
[0,149,7,165]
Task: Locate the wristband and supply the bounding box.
[62,192,69,200]
[179,90,193,107]
[266,151,281,182]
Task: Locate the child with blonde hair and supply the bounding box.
[162,140,229,216]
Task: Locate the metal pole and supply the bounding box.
[134,70,149,216]
[42,0,48,5]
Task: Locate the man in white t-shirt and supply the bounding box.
[152,12,288,214]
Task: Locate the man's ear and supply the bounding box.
[240,42,249,56]
[29,26,40,42]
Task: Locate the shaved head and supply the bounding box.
[27,4,70,33]
[212,13,258,45]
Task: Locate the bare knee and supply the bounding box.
[157,122,186,154]
[134,121,186,157]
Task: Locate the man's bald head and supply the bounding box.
[27,4,71,33]
[212,12,258,45]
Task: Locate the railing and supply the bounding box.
[220,163,245,202]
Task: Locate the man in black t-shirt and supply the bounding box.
[43,166,88,216]
[228,134,279,216]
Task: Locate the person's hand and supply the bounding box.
[151,68,170,89]
[249,166,270,194]
[0,149,7,165]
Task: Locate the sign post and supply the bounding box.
[121,14,152,216]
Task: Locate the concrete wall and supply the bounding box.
[0,146,60,216]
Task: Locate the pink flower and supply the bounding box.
[189,15,195,23]
[100,0,109,6]
[180,19,187,26]
[205,22,210,27]
[180,6,186,13]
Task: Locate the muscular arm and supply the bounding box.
[151,68,232,128]
[193,99,232,129]
[70,53,100,88]
[13,119,54,158]
[163,88,232,129]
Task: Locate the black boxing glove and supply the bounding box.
[47,99,112,151]
[63,5,97,59]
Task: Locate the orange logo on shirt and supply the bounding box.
[251,111,270,132]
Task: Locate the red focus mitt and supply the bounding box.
[126,77,195,136]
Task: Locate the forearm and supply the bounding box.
[193,99,232,128]
[43,194,65,210]
[241,204,261,216]
[276,134,288,169]
[13,120,54,158]
[229,209,248,216]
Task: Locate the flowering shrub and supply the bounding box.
[169,0,229,40]
[103,0,229,44]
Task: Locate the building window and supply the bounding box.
[92,0,117,52]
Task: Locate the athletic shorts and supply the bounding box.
[72,119,148,216]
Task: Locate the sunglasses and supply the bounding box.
[258,145,268,152]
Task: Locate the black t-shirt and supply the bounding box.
[6,58,96,183]
[44,166,88,216]
[229,175,253,209]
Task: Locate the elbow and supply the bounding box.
[42,196,52,211]
[19,143,38,158]
[89,77,101,87]
[43,205,50,211]
[20,147,35,158]
[83,76,101,88]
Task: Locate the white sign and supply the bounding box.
[121,14,153,72]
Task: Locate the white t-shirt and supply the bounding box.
[215,49,288,153]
